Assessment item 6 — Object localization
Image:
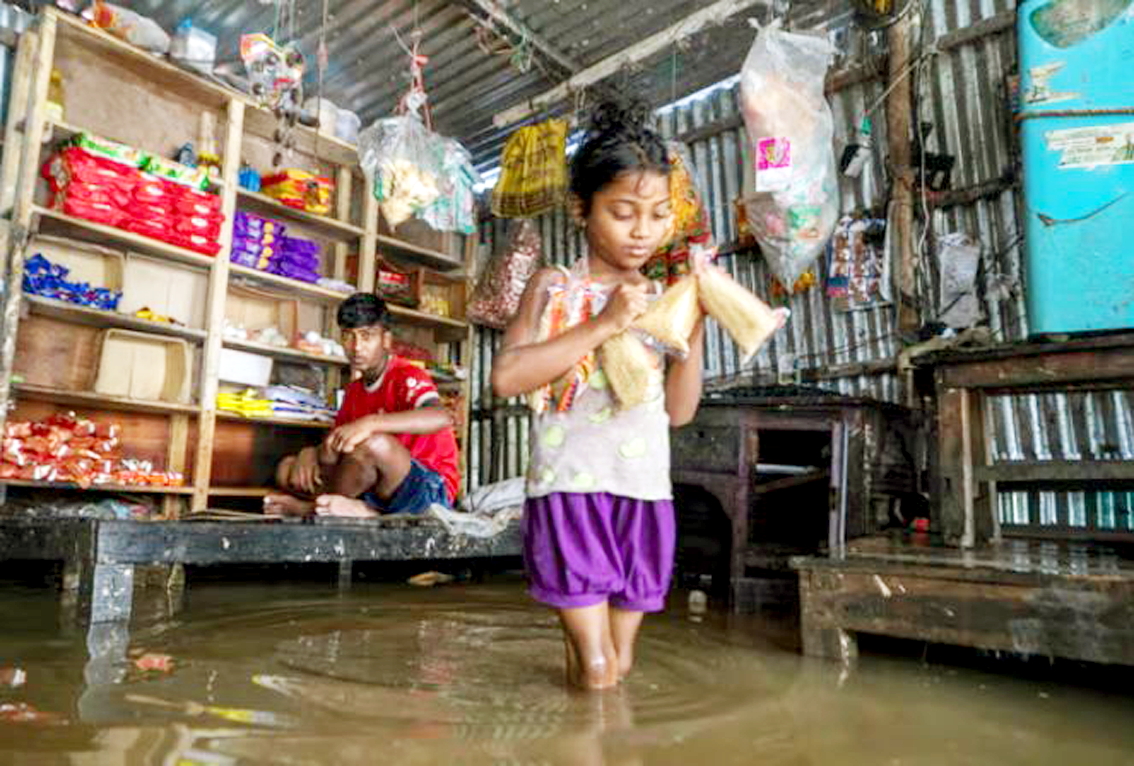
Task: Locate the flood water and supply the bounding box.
[1,573,1133,765]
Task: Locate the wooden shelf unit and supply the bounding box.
[0,8,474,517]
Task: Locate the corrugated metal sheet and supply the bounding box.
[124,0,841,173]
[463,1,1134,536]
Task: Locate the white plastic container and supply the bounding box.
[171,20,217,75]
[218,348,273,387]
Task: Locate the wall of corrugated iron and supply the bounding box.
[464,2,1133,534]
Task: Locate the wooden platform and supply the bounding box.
[0,516,522,625]
[791,534,1134,666]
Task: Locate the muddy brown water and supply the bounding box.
[1,576,1133,765]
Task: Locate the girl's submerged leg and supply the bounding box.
[609,608,645,680]
[558,603,619,690]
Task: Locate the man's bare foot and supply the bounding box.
[314,494,379,518]
[263,494,314,517]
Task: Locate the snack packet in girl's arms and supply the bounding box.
[631,276,701,358]
[695,252,789,363]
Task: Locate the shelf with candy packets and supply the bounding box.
[228,209,355,303]
[40,132,226,258]
[0,412,188,492]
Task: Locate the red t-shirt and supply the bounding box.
[334,356,460,502]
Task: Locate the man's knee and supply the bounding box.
[351,433,404,468]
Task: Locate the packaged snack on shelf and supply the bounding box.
[57,197,125,227]
[83,2,170,54]
[261,169,334,215]
[142,155,209,191]
[175,187,223,217]
[376,259,419,307]
[1,413,180,489]
[22,252,122,310]
[65,132,145,168]
[44,147,140,198]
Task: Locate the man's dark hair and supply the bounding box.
[337,293,391,329]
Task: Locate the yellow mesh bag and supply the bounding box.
[492,119,568,218]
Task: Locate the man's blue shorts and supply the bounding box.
[361,460,450,515]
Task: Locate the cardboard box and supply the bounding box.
[93,329,193,403]
[120,253,210,328]
[25,235,124,293]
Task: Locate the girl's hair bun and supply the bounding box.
[588,99,654,137]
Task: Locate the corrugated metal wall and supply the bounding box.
[465,1,1134,535]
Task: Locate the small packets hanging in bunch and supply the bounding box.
[467,219,543,329]
[239,33,305,111]
[642,143,716,285]
[491,119,568,218]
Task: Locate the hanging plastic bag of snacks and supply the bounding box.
[421,137,480,235]
[492,119,568,219]
[468,219,543,330]
[739,20,838,288]
[360,114,445,228]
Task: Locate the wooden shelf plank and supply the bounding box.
[32,206,217,270]
[14,383,199,415]
[24,295,207,341]
[216,410,333,430]
[237,189,364,240]
[387,303,468,330]
[376,234,463,271]
[0,478,194,494]
[229,263,353,303]
[52,10,231,108]
[975,461,1134,484]
[208,486,272,497]
[222,337,348,367]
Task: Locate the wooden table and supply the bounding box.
[671,392,918,607]
[916,332,1134,548]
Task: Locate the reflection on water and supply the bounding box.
[1,578,1134,765]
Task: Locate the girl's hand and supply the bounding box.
[597,283,649,334]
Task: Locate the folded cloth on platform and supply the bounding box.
[459,477,526,514]
[425,502,522,539]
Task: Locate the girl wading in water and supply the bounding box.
[492,101,707,690]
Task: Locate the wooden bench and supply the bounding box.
[792,535,1134,666]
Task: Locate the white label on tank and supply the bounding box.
[1045,123,1134,168]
